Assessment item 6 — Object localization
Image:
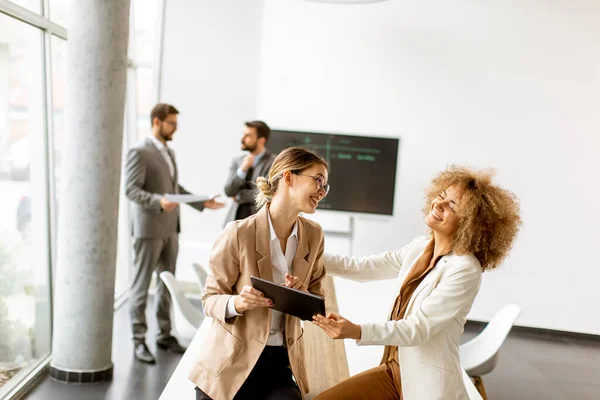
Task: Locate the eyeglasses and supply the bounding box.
[163,120,177,129]
[294,173,330,195]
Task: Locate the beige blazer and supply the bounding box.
[324,236,482,400]
[188,206,326,400]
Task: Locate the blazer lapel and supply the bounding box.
[253,151,271,179]
[292,218,310,284]
[387,242,429,320]
[405,275,432,315]
[405,256,448,315]
[146,138,175,184]
[255,207,273,281]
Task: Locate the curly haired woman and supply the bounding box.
[312,166,522,400]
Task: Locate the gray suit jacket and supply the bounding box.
[125,138,204,238]
[223,150,276,225]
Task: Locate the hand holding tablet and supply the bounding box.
[250,276,325,321]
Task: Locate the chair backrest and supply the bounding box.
[159,271,204,331]
[192,262,210,295]
[461,304,521,372]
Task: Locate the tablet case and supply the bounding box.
[250,276,325,321]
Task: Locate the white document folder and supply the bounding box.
[164,194,212,203]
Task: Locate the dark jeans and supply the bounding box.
[195,346,302,400]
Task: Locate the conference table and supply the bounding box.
[159,318,210,399]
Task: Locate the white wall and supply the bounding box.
[257,0,600,338]
[160,0,264,281]
[160,0,600,337]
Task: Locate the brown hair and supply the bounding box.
[424,166,522,271]
[150,103,179,127]
[255,147,329,208]
[245,120,271,141]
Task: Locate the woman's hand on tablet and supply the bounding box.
[284,273,307,292]
[234,285,273,313]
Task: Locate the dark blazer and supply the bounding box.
[223,150,276,225]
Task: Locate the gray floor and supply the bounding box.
[26,296,184,400]
[460,325,600,399]
[25,307,600,400]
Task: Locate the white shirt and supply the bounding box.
[149,135,175,178]
[226,208,299,346]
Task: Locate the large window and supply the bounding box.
[0,12,51,399]
[131,0,161,140]
[49,0,67,28]
[7,0,40,14]
[116,0,162,299]
[0,0,163,397]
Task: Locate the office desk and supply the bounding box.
[159,318,211,400]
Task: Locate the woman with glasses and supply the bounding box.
[312,166,522,400]
[189,147,330,400]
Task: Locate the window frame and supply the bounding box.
[0,0,164,397]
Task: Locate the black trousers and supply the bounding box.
[195,346,302,400]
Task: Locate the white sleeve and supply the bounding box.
[324,236,421,282]
[236,167,246,180]
[225,295,242,318]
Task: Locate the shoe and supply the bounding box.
[156,336,186,354]
[134,342,156,364]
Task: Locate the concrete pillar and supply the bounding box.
[50,0,130,383]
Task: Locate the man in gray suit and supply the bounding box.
[125,103,224,364]
[223,121,276,225]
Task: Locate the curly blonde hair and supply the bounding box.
[424,166,522,271]
[255,147,329,208]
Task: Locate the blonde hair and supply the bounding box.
[255,147,329,208]
[424,166,522,271]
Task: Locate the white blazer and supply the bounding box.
[324,236,482,400]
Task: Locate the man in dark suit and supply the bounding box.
[124,103,224,363]
[223,121,276,225]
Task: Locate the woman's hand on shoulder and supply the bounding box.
[234,285,273,313]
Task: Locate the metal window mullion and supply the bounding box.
[154,0,166,102]
[0,0,67,39]
[41,28,56,346]
[43,30,57,310]
[42,0,49,21]
[125,65,138,291]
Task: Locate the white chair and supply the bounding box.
[159,271,204,341]
[460,304,522,399]
[191,262,210,295]
[462,367,484,400]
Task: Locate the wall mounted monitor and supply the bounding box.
[269,130,399,215]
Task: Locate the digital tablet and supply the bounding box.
[250,276,325,321]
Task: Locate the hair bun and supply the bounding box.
[255,177,273,208]
[255,177,272,195]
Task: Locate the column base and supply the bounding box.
[49,364,113,383]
